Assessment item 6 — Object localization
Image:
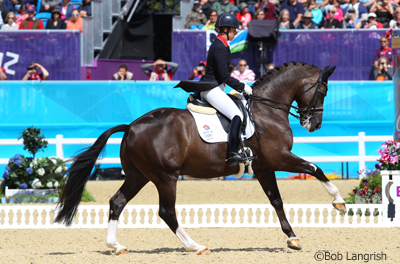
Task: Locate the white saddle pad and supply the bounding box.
[187,104,255,143]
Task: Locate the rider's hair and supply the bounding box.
[215,26,229,34]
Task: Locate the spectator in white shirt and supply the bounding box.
[231,59,255,82]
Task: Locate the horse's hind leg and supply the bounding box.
[106,162,149,254]
[155,176,210,255]
[256,169,302,250]
[278,152,346,213]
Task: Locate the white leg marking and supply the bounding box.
[320,181,345,203]
[106,220,127,253]
[287,236,299,242]
[233,163,244,178]
[176,225,207,253]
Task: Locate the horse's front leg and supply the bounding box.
[277,152,346,213]
[256,169,302,250]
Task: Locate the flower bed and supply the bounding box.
[2,154,66,193]
[1,126,95,204]
[345,169,382,205]
[1,190,59,204]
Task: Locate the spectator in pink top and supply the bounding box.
[16,4,28,26]
[236,3,252,29]
[325,0,343,23]
[231,59,255,82]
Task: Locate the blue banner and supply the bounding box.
[0,81,393,177]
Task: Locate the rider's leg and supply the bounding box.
[201,85,243,120]
[227,115,253,165]
[201,85,253,165]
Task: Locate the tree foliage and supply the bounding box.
[17,126,48,158]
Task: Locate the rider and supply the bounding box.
[200,13,254,166]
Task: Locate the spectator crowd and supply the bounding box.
[184,0,400,29]
[0,0,92,32]
[184,0,395,81]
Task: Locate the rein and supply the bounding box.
[245,69,327,141]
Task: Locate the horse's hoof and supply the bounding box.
[333,202,347,213]
[287,237,302,250]
[116,249,129,255]
[197,248,211,255]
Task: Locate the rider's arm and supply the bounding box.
[215,48,245,92]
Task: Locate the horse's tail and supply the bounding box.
[55,124,130,226]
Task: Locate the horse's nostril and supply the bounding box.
[316,123,321,130]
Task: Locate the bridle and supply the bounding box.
[246,69,327,138]
[294,70,327,123]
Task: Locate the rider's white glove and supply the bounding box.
[243,84,253,95]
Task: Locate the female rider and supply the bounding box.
[200,13,253,166]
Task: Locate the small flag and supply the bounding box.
[229,30,248,54]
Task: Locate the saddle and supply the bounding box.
[185,91,254,178]
[186,90,248,134]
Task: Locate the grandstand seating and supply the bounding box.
[35,12,51,28]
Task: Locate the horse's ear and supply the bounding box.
[326,66,336,78]
[322,65,335,80]
[322,65,330,73]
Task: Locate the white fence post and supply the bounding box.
[56,134,64,159]
[358,132,366,178]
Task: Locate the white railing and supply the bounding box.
[294,132,391,175]
[0,204,395,229]
[0,132,390,177]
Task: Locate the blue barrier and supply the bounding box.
[0,81,394,178]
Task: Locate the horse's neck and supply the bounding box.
[253,70,299,107]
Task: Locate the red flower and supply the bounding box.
[385,29,392,40]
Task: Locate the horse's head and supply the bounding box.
[296,65,336,132]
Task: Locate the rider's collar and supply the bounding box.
[217,35,229,47]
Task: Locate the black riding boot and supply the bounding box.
[227,116,253,166]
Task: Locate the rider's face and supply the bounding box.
[227,27,238,41]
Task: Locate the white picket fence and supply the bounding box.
[0,204,397,229]
[0,132,391,178]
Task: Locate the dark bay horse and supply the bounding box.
[55,62,346,255]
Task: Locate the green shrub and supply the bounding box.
[17,126,48,158]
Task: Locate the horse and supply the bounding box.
[55,61,345,255]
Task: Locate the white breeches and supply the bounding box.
[201,84,243,121]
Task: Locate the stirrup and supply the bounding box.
[227,152,254,166]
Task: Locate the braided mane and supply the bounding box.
[251,61,319,88]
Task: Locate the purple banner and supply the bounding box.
[172,30,207,81]
[274,29,387,80]
[80,59,154,80]
[172,29,388,81]
[0,30,80,80]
